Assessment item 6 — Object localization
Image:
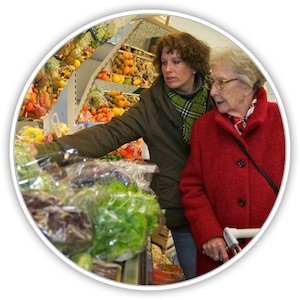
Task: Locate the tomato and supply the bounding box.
[118,148,128,158]
[99,102,108,108]
[95,113,103,122]
[82,103,89,112]
[25,101,34,112]
[90,107,97,116]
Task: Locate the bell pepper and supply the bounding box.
[22,126,44,143]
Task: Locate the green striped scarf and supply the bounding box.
[165,78,210,143]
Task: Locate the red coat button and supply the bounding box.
[237,160,246,168]
[237,199,246,207]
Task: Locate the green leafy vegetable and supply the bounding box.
[70,183,162,261]
[14,140,41,182]
[14,140,59,191]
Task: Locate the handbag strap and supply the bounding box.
[235,139,279,195]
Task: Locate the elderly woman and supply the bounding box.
[179,46,285,276]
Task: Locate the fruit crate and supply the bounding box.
[151,226,174,251]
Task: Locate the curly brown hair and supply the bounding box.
[153,32,211,77]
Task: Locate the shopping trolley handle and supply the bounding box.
[223,227,260,252]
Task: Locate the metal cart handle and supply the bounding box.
[223,227,260,255]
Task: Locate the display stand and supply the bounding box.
[16,15,181,286]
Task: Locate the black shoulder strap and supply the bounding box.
[235,138,279,195]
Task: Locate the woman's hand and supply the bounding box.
[202,237,229,262]
[27,143,38,158]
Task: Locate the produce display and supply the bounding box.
[76,86,142,160]
[16,122,70,144]
[14,17,185,284]
[14,141,163,281]
[77,87,113,123]
[96,43,158,88]
[77,88,140,123]
[18,20,128,120]
[113,139,143,160]
[17,126,46,143]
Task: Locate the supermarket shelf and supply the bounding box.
[94,79,140,94]
[122,244,153,285]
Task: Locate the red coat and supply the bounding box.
[179,87,285,276]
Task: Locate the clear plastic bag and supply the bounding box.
[22,190,93,255]
[64,183,163,262]
[14,140,80,191]
[103,159,159,193]
[65,158,158,193]
[15,143,163,261]
[66,159,132,188]
[34,205,93,255]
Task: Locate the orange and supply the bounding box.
[123,100,129,108]
[115,94,125,100]
[123,66,131,75]
[124,59,134,67]
[118,100,125,108]
[73,59,81,68]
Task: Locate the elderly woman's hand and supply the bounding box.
[202,238,229,262]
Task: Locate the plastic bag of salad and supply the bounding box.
[67,182,163,262]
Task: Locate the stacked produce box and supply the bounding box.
[96,43,158,88]
[77,89,140,123]
[151,226,184,284]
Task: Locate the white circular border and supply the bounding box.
[9,9,291,291]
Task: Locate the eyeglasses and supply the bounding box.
[209,78,239,91]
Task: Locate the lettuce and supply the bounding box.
[72,182,162,261]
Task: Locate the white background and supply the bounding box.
[1,1,299,298]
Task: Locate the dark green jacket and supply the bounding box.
[37,76,211,227]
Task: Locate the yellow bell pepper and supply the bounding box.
[22,126,44,143]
